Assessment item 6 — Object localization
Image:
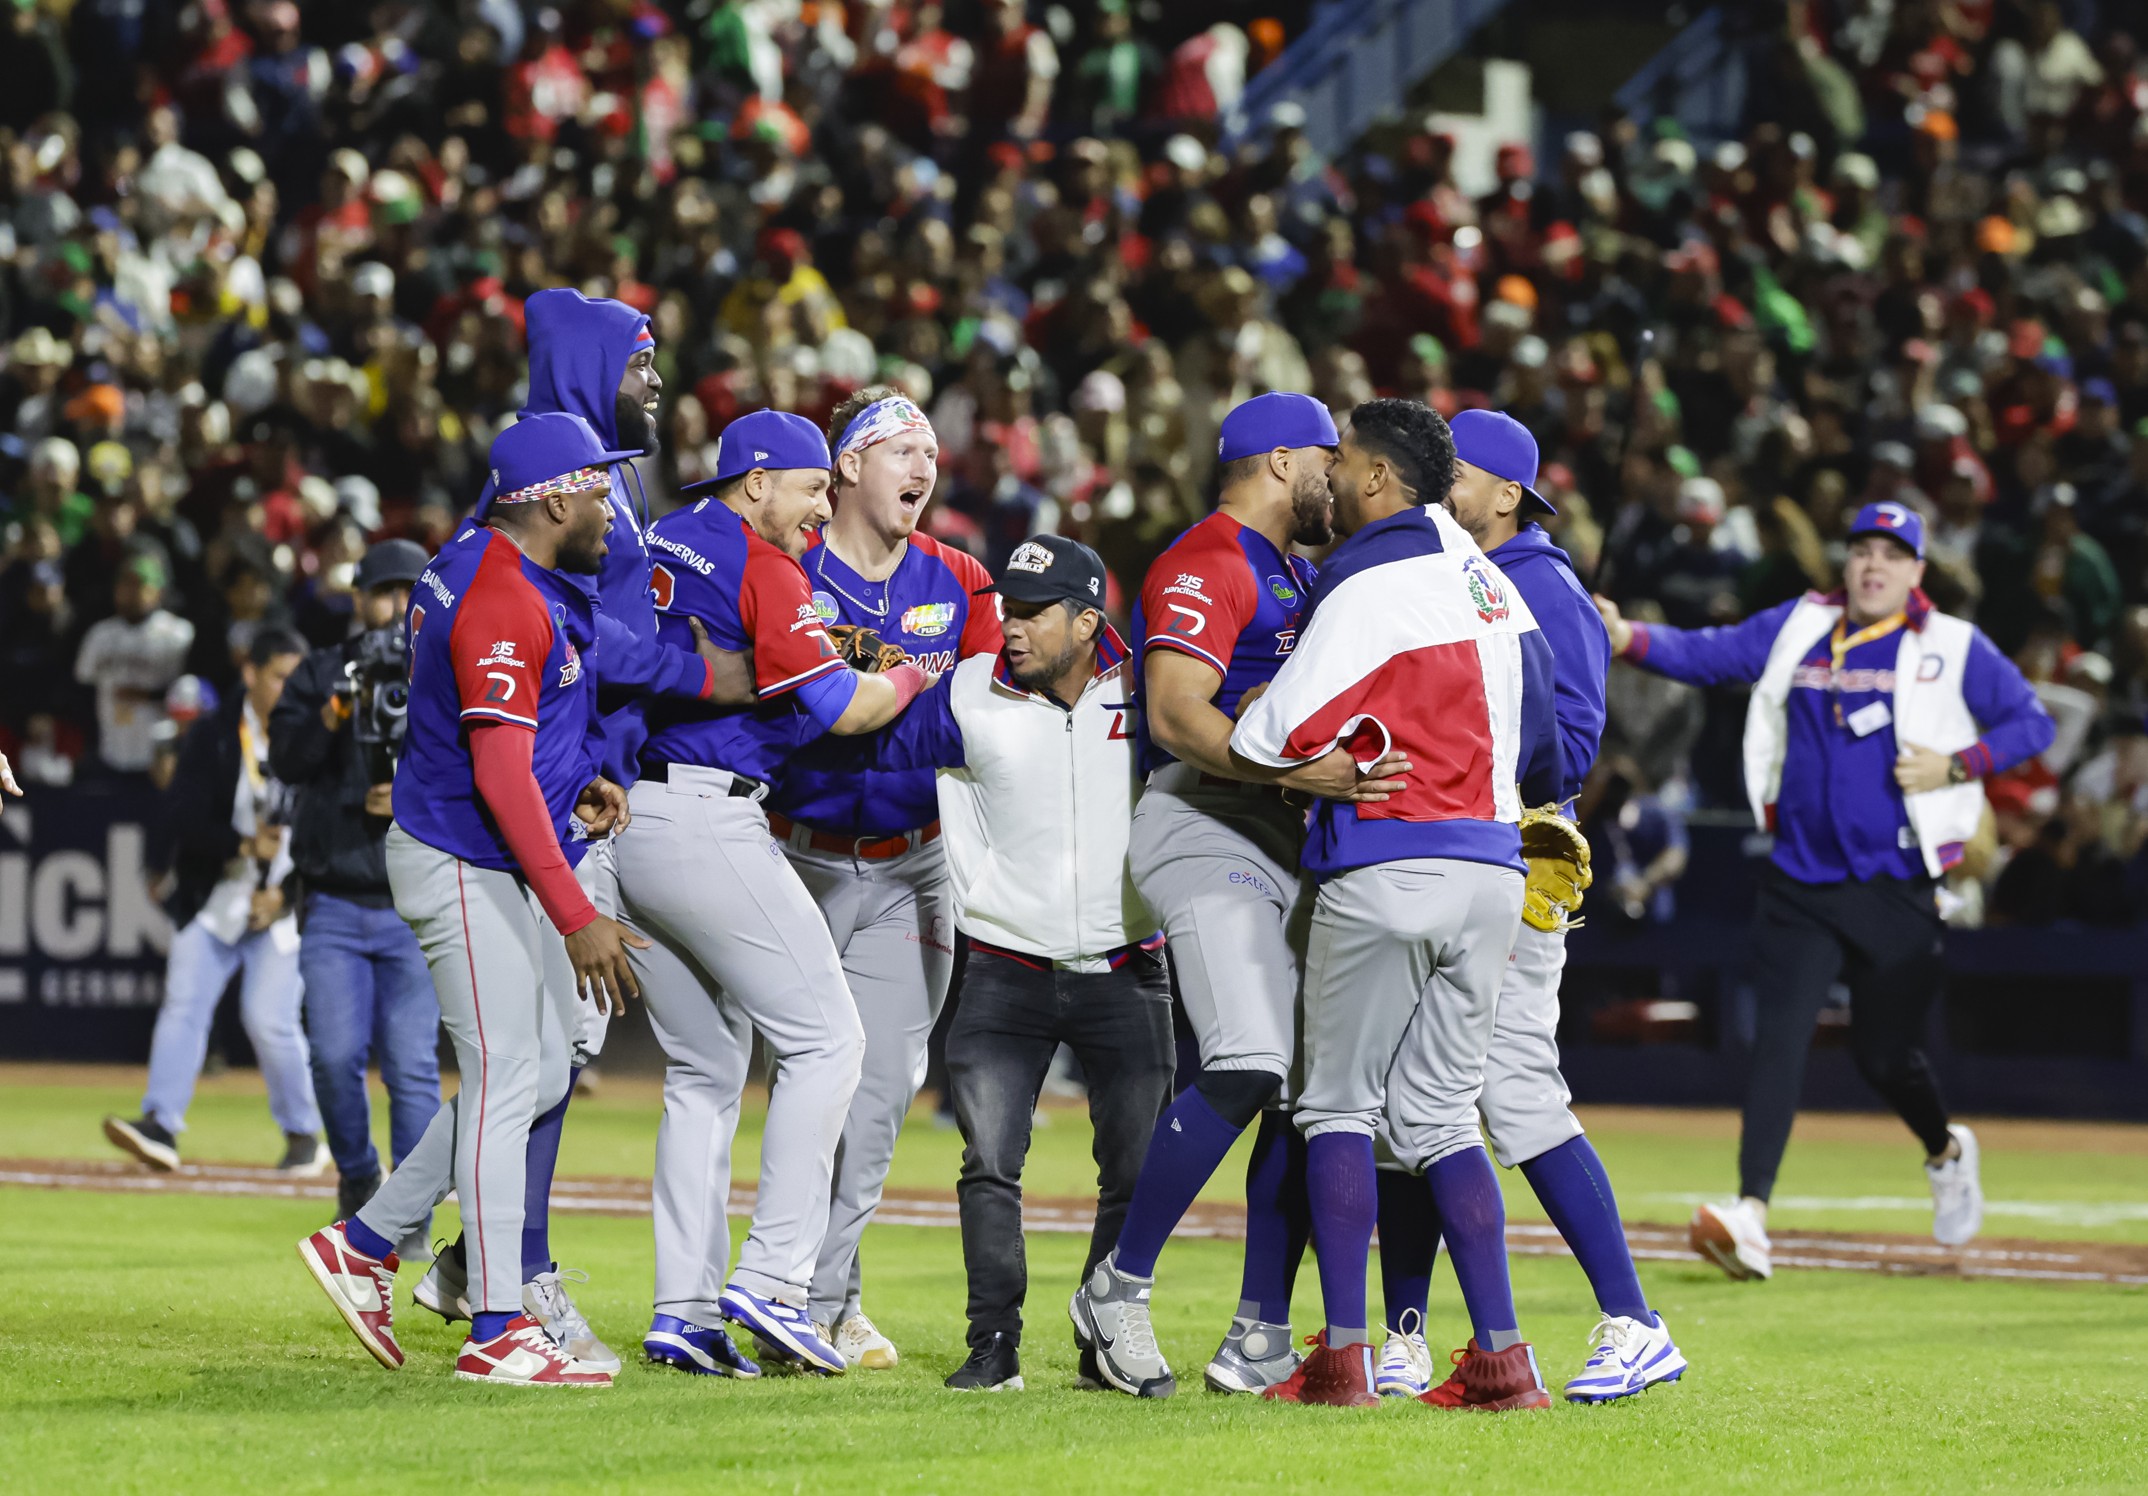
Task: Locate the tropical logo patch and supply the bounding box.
[901,601,957,637]
[1266,574,1298,604]
[810,590,840,624]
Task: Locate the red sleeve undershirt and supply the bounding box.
[469,721,598,936]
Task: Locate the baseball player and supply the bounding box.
[410,291,749,1373]
[623,409,932,1378]
[1073,392,1410,1401]
[298,412,647,1388]
[1229,399,1563,1412]
[765,387,1002,1369]
[1597,500,2051,1280]
[1371,410,1684,1406]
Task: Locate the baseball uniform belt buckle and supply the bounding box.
[850,820,942,861]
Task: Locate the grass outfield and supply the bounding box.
[4,1071,2147,1492]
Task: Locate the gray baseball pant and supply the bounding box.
[355,826,579,1315]
[783,833,955,1329]
[1295,858,1524,1160]
[1128,774,1311,1092]
[571,835,616,1065]
[615,767,866,1318]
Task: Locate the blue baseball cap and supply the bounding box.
[687,409,832,488]
[1847,500,1925,559]
[1217,392,1339,464]
[483,412,639,514]
[1449,408,1555,517]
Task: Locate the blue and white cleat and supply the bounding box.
[1563,1313,1687,1403]
[717,1285,846,1374]
[1374,1308,1433,1397]
[645,1314,761,1378]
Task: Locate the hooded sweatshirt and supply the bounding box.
[492,289,710,785]
[1486,520,1610,796]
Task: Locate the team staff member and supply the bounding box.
[298,413,646,1389]
[1232,400,1563,1412]
[1597,501,2053,1279]
[768,388,1001,1369]
[1076,392,1408,1402]
[866,535,1174,1396]
[625,409,931,1380]
[1372,411,1682,1406]
[104,628,324,1176]
[268,539,441,1227]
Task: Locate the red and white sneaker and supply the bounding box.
[298,1222,402,1369]
[456,1314,614,1388]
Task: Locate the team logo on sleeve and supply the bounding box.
[1007,542,1053,574]
[901,601,957,637]
[811,591,840,624]
[650,564,677,611]
[1463,556,1510,624]
[479,640,523,667]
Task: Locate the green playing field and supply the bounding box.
[4,1070,2146,1493]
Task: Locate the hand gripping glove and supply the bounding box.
[1518,804,1592,933]
[824,623,911,673]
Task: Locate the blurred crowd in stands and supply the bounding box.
[4,0,2148,926]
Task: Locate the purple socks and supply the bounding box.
[1375,1167,1439,1332]
[1237,1110,1310,1324]
[1112,1089,1245,1279]
[1426,1146,1520,1352]
[521,1077,575,1280]
[1305,1131,1376,1344]
[1520,1135,1650,1322]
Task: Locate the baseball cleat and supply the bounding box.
[833,1312,899,1370]
[278,1132,331,1177]
[1563,1313,1687,1403]
[1069,1253,1175,1398]
[525,1268,621,1376]
[103,1114,178,1172]
[944,1333,1024,1392]
[1204,1316,1302,1394]
[1927,1124,1983,1247]
[1690,1199,1772,1280]
[1375,1308,1433,1397]
[1261,1332,1378,1407]
[718,1284,846,1374]
[644,1314,761,1378]
[1420,1338,1553,1412]
[335,1169,383,1224]
[297,1222,403,1369]
[455,1313,612,1387]
[413,1239,472,1323]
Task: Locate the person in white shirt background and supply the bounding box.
[72,551,195,780]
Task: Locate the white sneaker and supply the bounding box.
[1374,1308,1433,1397]
[833,1312,899,1370]
[1689,1199,1772,1280]
[1563,1313,1687,1403]
[1927,1123,1983,1247]
[413,1241,471,1323]
[524,1268,622,1376]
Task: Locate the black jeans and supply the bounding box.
[946,946,1175,1350]
[1739,868,1953,1201]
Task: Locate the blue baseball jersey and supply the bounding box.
[768,532,1003,835]
[639,499,851,783]
[393,524,601,870]
[1131,511,1318,775]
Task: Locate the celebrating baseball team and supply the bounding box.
[281,286,2038,1410]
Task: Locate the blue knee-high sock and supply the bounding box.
[1425,1146,1520,1352]
[1521,1135,1650,1322]
[1237,1110,1309,1324]
[343,1215,397,1261]
[521,1081,574,1281]
[1113,1089,1246,1278]
[1305,1131,1376,1344]
[1375,1169,1440,1333]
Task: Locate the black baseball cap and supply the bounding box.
[978,535,1109,610]
[355,538,430,591]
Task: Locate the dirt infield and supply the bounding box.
[9,1156,2146,1288]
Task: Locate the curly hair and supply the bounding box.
[825,384,906,453]
[1347,398,1456,504]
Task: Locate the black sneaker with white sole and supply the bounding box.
[945,1333,1023,1392]
[336,1169,383,1222]
[102,1114,179,1172]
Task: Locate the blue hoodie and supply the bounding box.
[500,289,709,785]
[1487,521,1609,797]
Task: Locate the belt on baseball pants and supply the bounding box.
[639,761,769,800]
[767,811,942,861]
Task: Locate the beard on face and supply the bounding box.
[1289,464,1335,546]
[1008,632,1081,692]
[615,388,658,454]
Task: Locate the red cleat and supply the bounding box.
[455,1314,614,1387]
[1260,1332,1380,1408]
[1418,1338,1554,1412]
[297,1222,403,1369]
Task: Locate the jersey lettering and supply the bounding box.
[649,563,676,611]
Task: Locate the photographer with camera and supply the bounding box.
[267,539,442,1223]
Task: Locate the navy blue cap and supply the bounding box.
[979,534,1109,609]
[1847,500,1925,559]
[1217,392,1339,464]
[686,409,832,489]
[481,412,638,515]
[355,538,429,591]
[1450,408,1555,516]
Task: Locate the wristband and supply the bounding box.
[884,661,928,711]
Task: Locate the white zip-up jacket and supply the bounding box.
[870,629,1155,969]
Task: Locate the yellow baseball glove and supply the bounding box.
[1518,804,1592,933]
